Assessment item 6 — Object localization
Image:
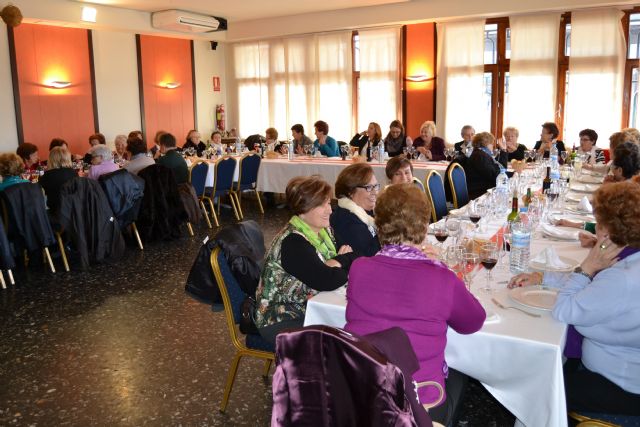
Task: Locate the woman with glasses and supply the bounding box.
[330,163,381,257]
[255,176,356,346]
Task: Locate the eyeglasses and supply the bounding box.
[357,183,381,193]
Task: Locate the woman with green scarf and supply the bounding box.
[255,175,356,346]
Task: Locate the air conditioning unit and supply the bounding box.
[152,10,225,33]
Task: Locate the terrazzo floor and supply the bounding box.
[0,198,515,426]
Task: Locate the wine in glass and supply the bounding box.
[433,221,448,252]
[468,200,483,233]
[480,244,499,292]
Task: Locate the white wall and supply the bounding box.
[92,29,142,147]
[193,40,227,141]
[0,29,19,152]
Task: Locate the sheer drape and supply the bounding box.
[564,9,625,145]
[436,20,485,143]
[230,32,352,141]
[357,28,400,132]
[505,14,560,147]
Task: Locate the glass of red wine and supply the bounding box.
[480,243,499,292]
[433,220,448,252]
[468,200,483,234]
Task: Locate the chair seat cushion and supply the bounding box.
[578,412,640,426]
[246,333,274,352]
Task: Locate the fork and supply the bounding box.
[491,298,541,318]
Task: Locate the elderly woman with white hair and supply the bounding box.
[112,134,130,163]
[88,144,119,180]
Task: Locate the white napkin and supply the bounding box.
[531,247,573,269]
[540,223,580,241]
[448,206,467,217]
[578,196,593,213]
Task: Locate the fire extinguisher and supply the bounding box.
[216,104,225,131]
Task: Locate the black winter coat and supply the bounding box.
[98,169,145,229]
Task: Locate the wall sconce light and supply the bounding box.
[81,7,97,23]
[405,74,434,82]
[48,81,71,89]
[164,82,181,89]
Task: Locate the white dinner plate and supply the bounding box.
[540,223,580,241]
[570,183,599,193]
[509,286,559,311]
[529,256,579,272]
[565,193,593,203]
[577,175,603,184]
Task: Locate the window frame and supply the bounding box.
[484,17,509,138]
[622,8,640,129]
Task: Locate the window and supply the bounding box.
[483,19,509,136]
[623,11,640,129]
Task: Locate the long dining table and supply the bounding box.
[304,173,603,427]
[200,155,449,192]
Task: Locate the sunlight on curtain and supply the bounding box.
[436,21,486,144]
[230,32,352,141]
[357,28,400,133]
[564,9,625,146]
[505,14,560,147]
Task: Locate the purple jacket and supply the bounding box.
[345,254,485,406]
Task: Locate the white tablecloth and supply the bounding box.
[304,217,590,427]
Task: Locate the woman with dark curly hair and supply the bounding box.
[16,142,41,172]
[510,180,640,416]
[255,175,356,346]
[0,153,28,191]
[345,184,485,426]
[610,141,640,181]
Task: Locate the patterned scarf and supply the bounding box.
[289,215,337,260]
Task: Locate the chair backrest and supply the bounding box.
[1,182,56,252]
[210,246,248,350]
[425,171,448,222]
[189,161,209,196]
[236,153,261,191]
[412,176,425,192]
[448,163,469,208]
[213,156,237,195]
[98,169,145,227]
[271,325,431,427]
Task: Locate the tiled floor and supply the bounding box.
[0,200,515,426]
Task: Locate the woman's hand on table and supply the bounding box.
[508,272,543,288]
[416,146,432,160]
[580,237,623,277]
[578,231,597,248]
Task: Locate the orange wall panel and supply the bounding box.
[12,24,96,156]
[138,35,194,147]
[405,23,436,140]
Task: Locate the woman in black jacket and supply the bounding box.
[463,132,503,200]
[330,163,381,257]
[39,147,78,217]
[350,122,382,158]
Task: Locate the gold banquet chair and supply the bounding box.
[447,163,470,209]
[210,247,274,412]
[230,153,264,219]
[189,160,213,229]
[203,157,241,227]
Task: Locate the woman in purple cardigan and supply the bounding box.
[345,184,485,426]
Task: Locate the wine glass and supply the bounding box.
[445,245,465,278]
[480,244,499,292]
[433,221,448,250]
[462,252,479,290]
[467,200,483,233]
[445,217,460,244]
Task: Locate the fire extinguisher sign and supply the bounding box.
[212,76,221,92]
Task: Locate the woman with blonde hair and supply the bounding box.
[413,121,446,161]
[349,122,382,157]
[39,147,77,214]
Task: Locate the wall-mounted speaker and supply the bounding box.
[210,41,218,50]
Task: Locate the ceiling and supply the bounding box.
[77,0,412,22]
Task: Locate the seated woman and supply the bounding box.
[383,120,413,157]
[83,133,106,165]
[604,141,640,183]
[49,138,68,151]
[585,131,628,174]
[149,130,165,159]
[113,135,130,163]
[345,184,485,426]
[330,163,381,257]
[16,142,41,172]
[210,131,225,155]
[463,132,502,199]
[500,126,526,161]
[510,180,640,416]
[124,136,154,175]
[413,121,446,161]
[349,122,382,158]
[255,176,356,346]
[87,144,119,180]
[534,122,566,160]
[0,153,29,191]
[39,147,77,216]
[313,121,340,157]
[182,129,206,156]
[385,155,414,185]
[577,129,605,165]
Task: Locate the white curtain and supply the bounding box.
[357,27,400,133]
[230,32,353,141]
[564,9,626,145]
[436,20,485,143]
[505,14,560,147]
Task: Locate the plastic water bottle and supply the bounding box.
[509,218,531,274]
[287,140,294,160]
[378,142,385,164]
[550,143,560,180]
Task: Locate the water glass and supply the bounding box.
[445,217,460,244]
[462,252,480,290]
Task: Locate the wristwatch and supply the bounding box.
[573,266,593,281]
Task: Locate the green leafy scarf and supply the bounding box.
[289,215,337,260]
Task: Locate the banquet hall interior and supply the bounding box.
[1,0,640,426]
